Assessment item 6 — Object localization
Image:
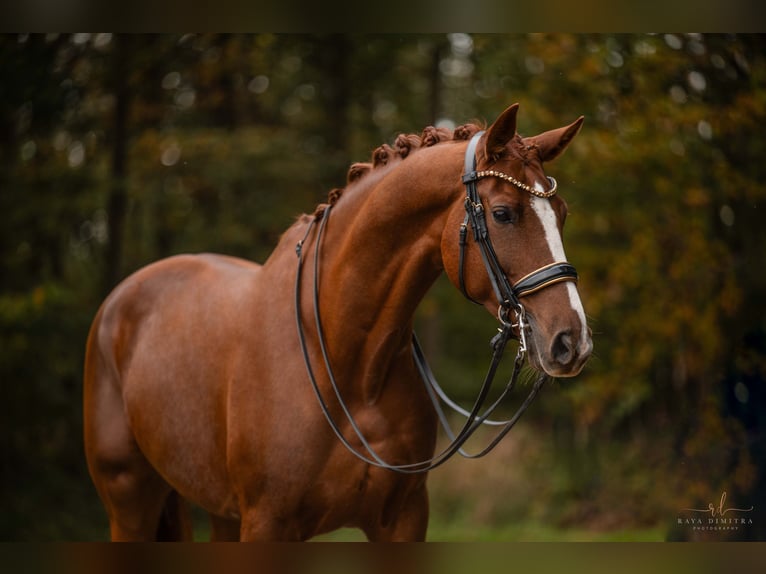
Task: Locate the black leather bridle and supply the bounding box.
[293,131,579,473]
[458,131,578,324]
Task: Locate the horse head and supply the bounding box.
[443,103,592,377]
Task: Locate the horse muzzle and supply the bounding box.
[528,323,593,378]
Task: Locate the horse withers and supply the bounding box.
[83,103,592,541]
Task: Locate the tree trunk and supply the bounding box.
[103,34,130,295]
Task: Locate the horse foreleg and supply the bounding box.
[365,482,429,542]
[238,507,303,541]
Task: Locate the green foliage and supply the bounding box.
[1,33,764,541]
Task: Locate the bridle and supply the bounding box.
[294,131,579,473]
[458,131,578,327]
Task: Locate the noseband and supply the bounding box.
[458,131,578,333]
[293,132,579,474]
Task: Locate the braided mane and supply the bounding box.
[311,122,484,219]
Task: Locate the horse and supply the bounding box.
[83,103,592,541]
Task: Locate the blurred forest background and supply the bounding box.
[1,33,765,541]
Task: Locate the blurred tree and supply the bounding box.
[485,34,766,537]
[1,34,107,539]
[103,33,130,294]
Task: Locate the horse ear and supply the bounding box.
[484,103,520,160]
[532,116,585,163]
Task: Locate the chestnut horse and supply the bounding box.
[83,103,592,541]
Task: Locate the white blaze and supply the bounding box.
[530,184,589,343]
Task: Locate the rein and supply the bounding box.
[294,131,578,473]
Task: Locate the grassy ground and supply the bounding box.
[311,523,665,542]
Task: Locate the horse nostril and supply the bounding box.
[551,330,575,366]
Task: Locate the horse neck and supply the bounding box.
[315,143,465,395]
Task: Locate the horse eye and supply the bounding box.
[492,207,514,224]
